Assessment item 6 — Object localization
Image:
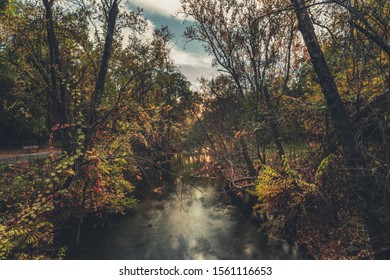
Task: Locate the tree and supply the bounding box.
[181,0,296,171]
[290,0,389,257]
[332,0,390,65]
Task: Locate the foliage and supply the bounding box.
[253,153,378,259]
[0,0,388,260]
[0,138,138,259]
[181,0,389,259]
[47,142,138,219]
[0,0,194,259]
[0,162,54,259]
[254,157,317,230]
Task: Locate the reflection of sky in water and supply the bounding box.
[66,155,305,259]
[70,179,302,260]
[165,184,231,259]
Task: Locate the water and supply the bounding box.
[66,155,302,260]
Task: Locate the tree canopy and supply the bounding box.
[0,0,388,260]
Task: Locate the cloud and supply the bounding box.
[171,46,213,68]
[170,46,217,87]
[180,64,217,90]
[128,0,183,18]
[123,1,214,86]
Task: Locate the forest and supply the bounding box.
[0,0,389,260]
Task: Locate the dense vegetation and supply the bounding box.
[0,0,389,259]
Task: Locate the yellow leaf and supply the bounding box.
[65,169,75,176]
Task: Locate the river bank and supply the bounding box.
[62,154,305,260]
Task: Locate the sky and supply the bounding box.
[124,0,216,89]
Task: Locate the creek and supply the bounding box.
[66,154,303,260]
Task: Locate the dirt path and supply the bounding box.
[0,147,61,163]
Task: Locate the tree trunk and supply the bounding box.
[291,0,389,258]
[79,0,120,245]
[291,0,362,169]
[43,0,72,152]
[263,85,285,160]
[239,136,256,177]
[91,0,119,125]
[331,0,390,60]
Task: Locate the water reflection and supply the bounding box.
[69,176,302,259]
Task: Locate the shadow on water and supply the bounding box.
[65,154,305,260]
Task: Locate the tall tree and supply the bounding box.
[181,0,291,167]
[290,0,388,257]
[291,0,361,170]
[42,0,73,152]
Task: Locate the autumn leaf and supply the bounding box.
[65,169,75,176]
[135,174,142,181]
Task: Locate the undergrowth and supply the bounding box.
[254,155,374,259]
